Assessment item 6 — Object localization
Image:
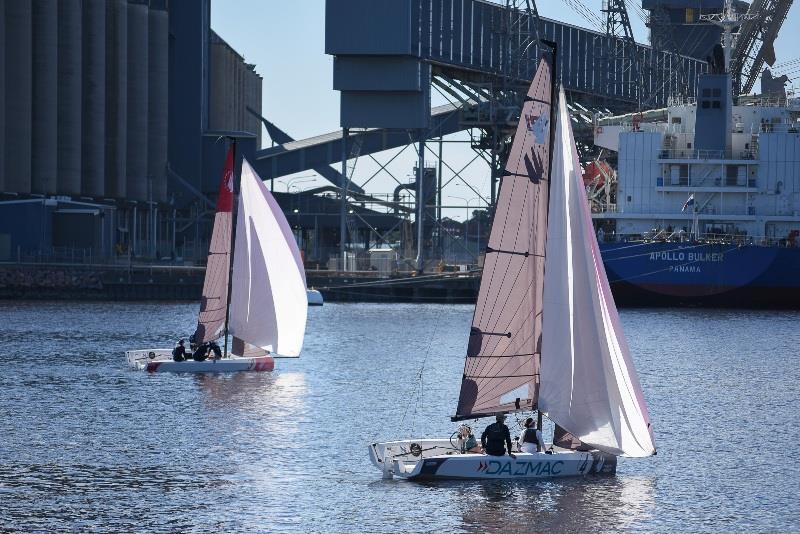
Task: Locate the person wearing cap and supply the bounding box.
[519,417,546,453]
[172,339,188,362]
[480,414,516,458]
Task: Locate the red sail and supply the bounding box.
[193,145,235,343]
[454,53,553,421]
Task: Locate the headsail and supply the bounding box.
[193,145,235,343]
[228,159,308,357]
[453,53,553,421]
[539,88,656,458]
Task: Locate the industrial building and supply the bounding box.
[0,0,262,262]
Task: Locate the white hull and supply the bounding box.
[369,439,616,480]
[307,289,324,306]
[125,349,274,373]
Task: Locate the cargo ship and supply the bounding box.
[590,5,800,307]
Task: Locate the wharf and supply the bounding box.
[0,263,480,303]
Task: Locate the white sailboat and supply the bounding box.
[126,142,308,373]
[369,52,655,480]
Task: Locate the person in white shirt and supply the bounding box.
[519,417,546,453]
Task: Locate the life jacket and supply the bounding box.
[172,345,185,362]
[484,423,508,455]
[521,428,538,444]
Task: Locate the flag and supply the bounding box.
[682,194,695,212]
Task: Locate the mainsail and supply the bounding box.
[539,89,656,458]
[228,159,308,357]
[193,145,235,343]
[453,53,553,420]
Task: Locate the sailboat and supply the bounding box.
[126,142,308,373]
[369,51,655,480]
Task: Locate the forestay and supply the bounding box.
[194,145,235,343]
[228,159,308,357]
[539,89,656,458]
[454,53,553,421]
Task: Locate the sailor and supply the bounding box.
[172,339,188,362]
[481,414,516,458]
[208,341,222,360]
[457,425,481,454]
[192,342,210,362]
[519,417,546,453]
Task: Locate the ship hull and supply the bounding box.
[601,242,800,307]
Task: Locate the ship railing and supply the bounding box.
[607,233,799,248]
[657,148,757,160]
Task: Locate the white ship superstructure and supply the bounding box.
[594,93,800,243]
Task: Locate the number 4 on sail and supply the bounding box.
[126,141,309,373]
[369,47,655,480]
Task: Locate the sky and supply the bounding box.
[210,1,800,219]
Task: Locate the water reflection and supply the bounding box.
[454,474,656,533]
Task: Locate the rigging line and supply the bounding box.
[609,244,740,282]
[397,316,440,434]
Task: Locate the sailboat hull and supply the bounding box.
[369,439,616,480]
[125,349,275,373]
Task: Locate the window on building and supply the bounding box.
[712,88,721,97]
[671,117,682,124]
[702,88,711,97]
[712,101,721,109]
[686,8,695,22]
[702,101,710,109]
[627,195,632,203]
[687,142,692,149]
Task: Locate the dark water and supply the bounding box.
[0,301,798,533]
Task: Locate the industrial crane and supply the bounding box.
[730,0,794,95]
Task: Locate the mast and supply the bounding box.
[222,138,238,358]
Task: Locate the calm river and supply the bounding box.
[0,301,798,532]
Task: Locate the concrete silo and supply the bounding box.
[5,1,33,194]
[32,0,58,195]
[148,4,168,203]
[105,0,127,198]
[81,0,106,197]
[57,0,82,196]
[126,0,149,202]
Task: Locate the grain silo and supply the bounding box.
[32,0,58,195]
[5,1,33,194]
[126,0,148,202]
[56,0,82,196]
[81,0,106,197]
[148,3,168,203]
[105,0,127,198]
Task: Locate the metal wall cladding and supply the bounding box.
[148,7,168,203]
[105,0,127,198]
[334,57,422,92]
[325,0,416,56]
[0,0,5,192]
[341,90,431,129]
[32,0,58,195]
[126,1,148,201]
[57,0,82,196]
[81,0,106,197]
[5,1,33,194]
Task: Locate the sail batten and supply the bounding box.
[453,53,553,421]
[539,89,656,458]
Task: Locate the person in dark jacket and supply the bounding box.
[481,414,516,458]
[172,339,188,362]
[192,342,209,362]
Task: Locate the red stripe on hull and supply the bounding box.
[251,356,275,372]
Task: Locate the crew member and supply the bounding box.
[172,339,188,362]
[192,342,210,362]
[519,417,546,453]
[481,414,516,458]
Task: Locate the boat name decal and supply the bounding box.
[648,252,724,263]
[478,460,564,476]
